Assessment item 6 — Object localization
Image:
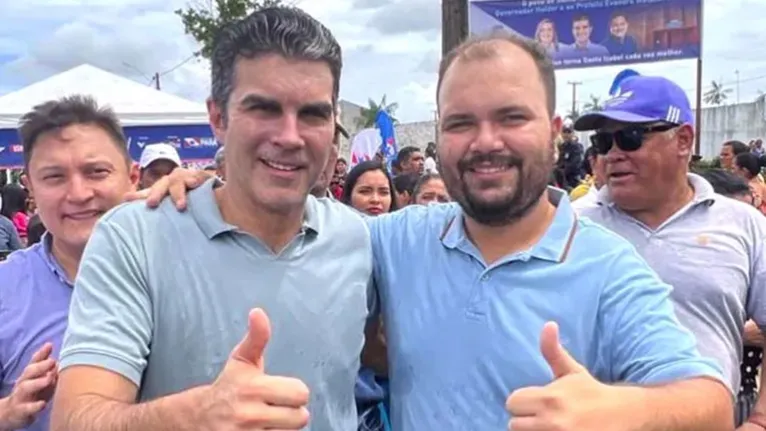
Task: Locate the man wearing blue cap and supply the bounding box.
[575,75,766,430]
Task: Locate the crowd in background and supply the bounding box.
[3,6,766,431]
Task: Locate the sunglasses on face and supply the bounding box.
[590,124,677,155]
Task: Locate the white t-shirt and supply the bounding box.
[424,157,437,174]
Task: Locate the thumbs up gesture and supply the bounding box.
[201,308,311,430]
[505,322,619,431]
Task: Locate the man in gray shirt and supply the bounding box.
[50,7,373,431]
[574,75,766,429]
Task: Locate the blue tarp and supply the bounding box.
[0,124,218,168]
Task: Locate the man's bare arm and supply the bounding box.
[50,366,203,431]
[623,378,733,431]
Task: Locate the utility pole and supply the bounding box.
[442,0,468,56]
[154,72,161,90]
[568,81,582,117]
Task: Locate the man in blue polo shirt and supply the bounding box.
[367,33,731,431]
[142,33,733,431]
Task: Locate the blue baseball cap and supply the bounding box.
[574,76,694,131]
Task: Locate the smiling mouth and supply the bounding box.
[609,172,633,179]
[262,159,300,172]
[65,210,101,220]
[468,164,514,175]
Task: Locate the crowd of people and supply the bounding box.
[1,5,766,431]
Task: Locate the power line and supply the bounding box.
[159,54,196,77]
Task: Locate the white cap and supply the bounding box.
[139,143,181,169]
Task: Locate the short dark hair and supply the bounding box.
[698,169,751,197]
[734,152,766,178]
[723,140,749,156]
[392,172,419,195]
[18,95,128,168]
[610,12,628,22]
[210,6,342,119]
[437,31,556,117]
[396,146,421,165]
[573,15,591,24]
[341,161,398,212]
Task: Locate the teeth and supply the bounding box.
[264,160,298,171]
[473,166,507,173]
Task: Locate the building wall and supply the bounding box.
[361,100,766,161]
[697,99,766,158]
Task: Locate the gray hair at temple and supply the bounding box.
[214,146,225,168]
[210,6,342,121]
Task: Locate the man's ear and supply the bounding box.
[207,98,226,144]
[676,124,694,161]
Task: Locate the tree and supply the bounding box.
[355,95,399,129]
[703,80,732,106]
[176,0,283,59]
[755,90,766,103]
[582,95,604,112]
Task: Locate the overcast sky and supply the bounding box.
[0,0,760,123]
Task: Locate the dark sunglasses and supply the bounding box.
[590,124,677,155]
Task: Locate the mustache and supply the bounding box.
[457,153,523,172]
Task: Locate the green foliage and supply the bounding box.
[356,95,399,129]
[176,0,284,59]
[689,156,721,173]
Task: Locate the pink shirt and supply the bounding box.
[12,212,29,239]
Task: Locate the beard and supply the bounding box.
[448,152,551,226]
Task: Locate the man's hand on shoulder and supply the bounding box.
[123,168,212,211]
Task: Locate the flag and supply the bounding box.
[349,129,381,167]
[375,110,398,172]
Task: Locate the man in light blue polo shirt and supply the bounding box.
[51,8,372,431]
[144,32,734,431]
[573,75,766,429]
[360,32,731,431]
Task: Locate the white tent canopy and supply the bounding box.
[0,64,208,129]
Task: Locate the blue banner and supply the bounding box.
[0,124,218,168]
[469,0,702,70]
[375,111,398,172]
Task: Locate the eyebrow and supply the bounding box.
[240,94,334,117]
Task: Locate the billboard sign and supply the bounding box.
[469,0,702,70]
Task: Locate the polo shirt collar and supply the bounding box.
[596,172,717,207]
[193,179,320,239]
[439,187,578,263]
[37,232,74,287]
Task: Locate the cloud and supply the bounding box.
[0,0,762,127]
[367,0,440,35]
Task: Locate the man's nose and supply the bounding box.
[66,176,95,203]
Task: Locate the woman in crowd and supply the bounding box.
[411,173,450,205]
[340,160,394,431]
[0,184,30,245]
[330,157,348,200]
[733,152,766,214]
[341,160,398,216]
